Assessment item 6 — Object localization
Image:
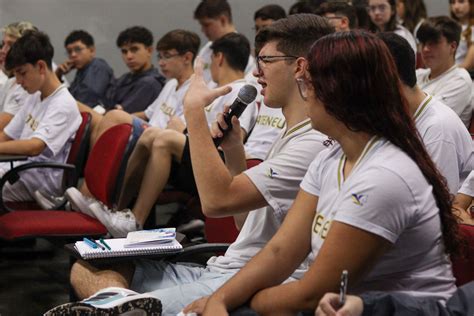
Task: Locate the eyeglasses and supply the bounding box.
[66,46,85,56]
[256,55,298,73]
[157,53,182,61]
[367,3,390,13]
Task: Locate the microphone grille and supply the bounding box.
[238,84,258,104]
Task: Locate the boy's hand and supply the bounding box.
[210,105,242,150]
[55,60,74,78]
[166,115,186,133]
[183,57,232,113]
[315,293,363,316]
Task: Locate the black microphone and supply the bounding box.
[214,84,258,146]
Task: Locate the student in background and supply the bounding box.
[0,21,37,131]
[449,0,474,69]
[103,26,165,113]
[190,30,458,315]
[67,33,258,238]
[416,16,473,128]
[194,0,255,85]
[378,32,473,194]
[2,30,81,202]
[318,1,358,32]
[55,30,114,108]
[367,0,417,52]
[396,0,427,38]
[253,4,287,33]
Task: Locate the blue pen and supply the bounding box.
[83,237,98,249]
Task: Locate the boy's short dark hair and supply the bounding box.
[417,16,462,47]
[116,26,153,48]
[255,13,334,57]
[377,32,416,88]
[65,30,94,47]
[254,4,287,21]
[156,29,201,62]
[210,33,249,72]
[318,1,358,29]
[194,0,232,23]
[5,30,54,71]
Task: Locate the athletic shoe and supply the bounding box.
[64,187,97,218]
[89,201,141,238]
[33,190,64,209]
[44,287,162,315]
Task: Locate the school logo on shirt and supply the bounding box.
[351,193,367,206]
[25,114,39,131]
[255,115,285,129]
[266,168,278,178]
[160,102,175,116]
[313,213,332,240]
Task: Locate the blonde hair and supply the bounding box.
[2,21,36,39]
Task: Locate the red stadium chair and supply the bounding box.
[451,223,474,286]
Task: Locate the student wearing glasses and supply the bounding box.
[55,30,114,108]
[367,0,417,52]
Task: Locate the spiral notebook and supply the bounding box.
[74,238,183,259]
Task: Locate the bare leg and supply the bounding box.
[131,130,187,226]
[70,260,135,299]
[90,110,134,146]
[117,127,164,210]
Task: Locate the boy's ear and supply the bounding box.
[36,60,48,74]
[294,57,308,78]
[183,51,193,65]
[146,45,153,55]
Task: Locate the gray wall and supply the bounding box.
[0,0,450,79]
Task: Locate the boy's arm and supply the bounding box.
[0,113,14,133]
[0,137,45,156]
[184,63,267,217]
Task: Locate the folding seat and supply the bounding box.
[0,123,140,241]
[0,112,92,212]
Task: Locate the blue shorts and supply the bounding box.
[131,117,150,139]
[131,259,235,315]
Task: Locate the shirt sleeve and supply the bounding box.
[31,97,81,156]
[459,170,474,197]
[3,84,28,115]
[333,166,416,243]
[435,76,472,118]
[3,99,30,139]
[244,134,324,222]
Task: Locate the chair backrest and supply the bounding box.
[452,224,474,286]
[204,158,264,243]
[61,112,92,188]
[84,123,139,208]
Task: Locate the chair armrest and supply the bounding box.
[0,162,76,212]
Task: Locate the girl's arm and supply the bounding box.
[202,190,318,315]
[249,221,391,315]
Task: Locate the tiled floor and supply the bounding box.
[0,239,70,316]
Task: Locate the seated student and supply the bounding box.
[318,1,358,32]
[45,14,333,316]
[68,33,258,237]
[1,30,81,202]
[194,0,255,85]
[378,32,473,194]
[367,0,417,52]
[32,29,200,211]
[253,4,287,33]
[87,29,200,146]
[416,16,473,128]
[0,21,37,131]
[55,30,114,108]
[185,31,458,315]
[103,26,165,113]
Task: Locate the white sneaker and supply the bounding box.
[89,201,141,238]
[33,190,64,209]
[44,287,162,315]
[64,187,97,218]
